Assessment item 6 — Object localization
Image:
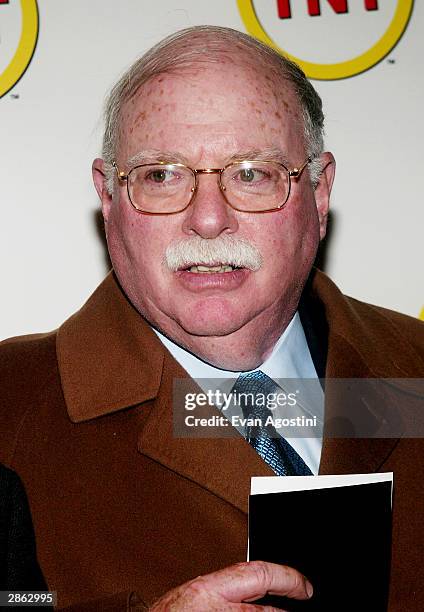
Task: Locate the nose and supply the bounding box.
[181,172,239,239]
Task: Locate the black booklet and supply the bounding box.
[248,474,392,611]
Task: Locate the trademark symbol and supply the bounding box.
[10,93,19,99]
[387,58,396,64]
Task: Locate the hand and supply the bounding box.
[149,560,313,611]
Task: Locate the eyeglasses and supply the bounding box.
[112,157,312,215]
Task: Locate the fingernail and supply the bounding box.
[306,580,313,598]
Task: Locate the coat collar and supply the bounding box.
[57,269,423,513]
[57,272,164,423]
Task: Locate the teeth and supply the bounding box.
[188,264,235,273]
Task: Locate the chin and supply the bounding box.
[177,319,242,337]
[171,299,250,337]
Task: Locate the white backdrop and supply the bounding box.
[1,0,423,340]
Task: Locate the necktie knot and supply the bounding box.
[232,370,313,476]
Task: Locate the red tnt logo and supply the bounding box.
[277,0,379,18]
[0,1,10,4]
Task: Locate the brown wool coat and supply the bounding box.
[0,269,423,611]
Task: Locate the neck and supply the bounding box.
[152,305,297,371]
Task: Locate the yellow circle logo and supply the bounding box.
[0,0,39,98]
[237,0,414,80]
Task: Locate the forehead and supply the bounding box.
[118,60,305,164]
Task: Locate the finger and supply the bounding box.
[196,560,313,603]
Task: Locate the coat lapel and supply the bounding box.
[137,351,275,515]
[57,272,274,514]
[306,270,421,476]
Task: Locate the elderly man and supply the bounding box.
[0,25,423,611]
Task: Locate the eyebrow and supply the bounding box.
[125,146,290,168]
[226,147,290,166]
[126,150,190,167]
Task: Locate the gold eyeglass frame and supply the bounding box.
[112,157,312,215]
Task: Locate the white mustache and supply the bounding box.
[164,236,263,271]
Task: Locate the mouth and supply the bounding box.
[174,262,250,291]
[180,263,243,274]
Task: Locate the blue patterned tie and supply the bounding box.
[232,371,313,476]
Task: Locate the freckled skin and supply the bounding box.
[93,57,334,371]
[135,110,146,124]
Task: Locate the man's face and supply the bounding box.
[94,59,334,356]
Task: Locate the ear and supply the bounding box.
[314,152,336,240]
[92,158,113,223]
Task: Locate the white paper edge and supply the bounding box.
[251,472,393,495]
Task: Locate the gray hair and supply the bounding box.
[102,25,325,193]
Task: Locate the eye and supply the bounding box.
[235,167,270,183]
[239,168,255,182]
[145,169,176,183]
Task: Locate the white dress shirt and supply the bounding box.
[153,312,324,474]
